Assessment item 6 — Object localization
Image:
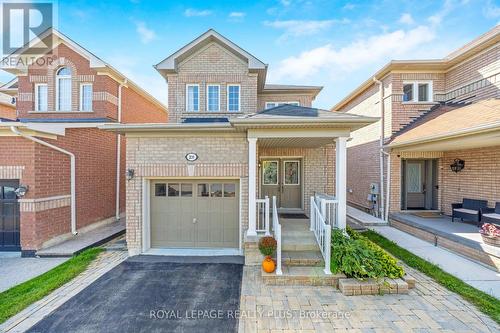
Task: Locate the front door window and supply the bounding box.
[261,159,302,209]
[284,161,300,185]
[262,161,278,185]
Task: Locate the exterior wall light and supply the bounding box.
[126,169,135,181]
[450,159,465,173]
[15,185,28,197]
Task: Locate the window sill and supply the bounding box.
[28,111,95,114]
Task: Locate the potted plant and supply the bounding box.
[258,236,277,273]
[479,223,500,247]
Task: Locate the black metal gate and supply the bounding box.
[0,180,20,251]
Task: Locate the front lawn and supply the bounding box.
[0,247,103,324]
[363,230,500,324]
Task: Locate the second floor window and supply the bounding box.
[403,82,432,103]
[265,101,299,109]
[80,83,93,111]
[207,85,220,111]
[35,84,47,111]
[227,85,240,112]
[56,67,72,111]
[186,84,199,111]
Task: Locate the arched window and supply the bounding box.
[56,67,72,111]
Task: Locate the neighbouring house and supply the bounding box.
[0,29,167,256]
[333,26,500,269]
[102,29,377,272]
[0,82,16,120]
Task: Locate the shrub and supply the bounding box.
[258,236,277,256]
[331,228,404,279]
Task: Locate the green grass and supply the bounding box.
[0,247,103,324]
[363,230,500,324]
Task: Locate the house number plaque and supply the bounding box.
[185,153,198,162]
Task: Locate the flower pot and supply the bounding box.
[262,256,276,273]
[481,234,500,247]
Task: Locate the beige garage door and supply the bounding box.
[150,180,239,249]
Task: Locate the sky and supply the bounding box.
[1,0,499,109]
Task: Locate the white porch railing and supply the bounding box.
[272,196,283,275]
[310,196,332,275]
[314,193,339,228]
[256,196,270,235]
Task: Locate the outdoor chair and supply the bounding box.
[481,202,500,227]
[451,198,488,226]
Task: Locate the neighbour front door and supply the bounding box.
[0,180,20,251]
[261,159,302,209]
[405,161,426,209]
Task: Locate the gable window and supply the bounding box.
[186,84,199,112]
[35,83,47,111]
[265,101,299,109]
[402,81,432,103]
[79,83,93,111]
[227,84,240,112]
[206,84,220,112]
[56,67,72,111]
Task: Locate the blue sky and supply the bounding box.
[1,0,499,108]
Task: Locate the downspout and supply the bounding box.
[381,149,391,222]
[115,79,127,221]
[372,76,385,219]
[10,126,77,235]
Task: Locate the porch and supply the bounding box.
[390,212,500,271]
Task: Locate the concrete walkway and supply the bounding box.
[36,220,125,257]
[347,206,387,226]
[0,253,68,292]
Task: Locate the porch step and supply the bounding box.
[262,265,345,287]
[280,218,320,251]
[281,250,324,266]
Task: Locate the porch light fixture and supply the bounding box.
[126,169,135,181]
[450,159,465,173]
[14,185,28,198]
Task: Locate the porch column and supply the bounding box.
[335,137,348,230]
[247,137,258,237]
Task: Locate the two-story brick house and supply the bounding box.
[333,26,499,222]
[0,29,167,255]
[103,29,376,274]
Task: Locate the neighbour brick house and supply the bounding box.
[104,29,376,274]
[333,26,499,220]
[0,29,167,255]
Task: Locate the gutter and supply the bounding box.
[372,77,385,219]
[10,126,77,235]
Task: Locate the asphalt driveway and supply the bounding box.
[27,255,244,333]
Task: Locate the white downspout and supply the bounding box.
[373,76,385,219]
[10,126,77,235]
[115,80,126,221]
[382,150,391,222]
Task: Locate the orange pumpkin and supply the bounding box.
[262,256,276,273]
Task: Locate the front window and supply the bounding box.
[207,85,220,112]
[56,67,72,111]
[80,83,93,111]
[186,84,199,111]
[403,82,432,103]
[35,84,47,111]
[227,85,240,112]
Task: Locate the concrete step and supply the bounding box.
[281,250,324,266]
[262,265,345,287]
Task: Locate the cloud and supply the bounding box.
[184,8,213,17]
[399,13,414,25]
[228,11,246,22]
[428,0,455,25]
[280,0,291,6]
[270,25,436,81]
[264,19,348,38]
[483,0,500,18]
[135,21,156,44]
[343,3,355,10]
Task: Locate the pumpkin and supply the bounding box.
[262,256,276,273]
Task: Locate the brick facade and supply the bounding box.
[338,32,500,212]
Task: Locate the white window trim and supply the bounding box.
[402,81,433,103]
[56,69,72,111]
[265,101,300,109]
[79,83,93,112]
[34,83,47,112]
[206,84,220,112]
[227,84,241,112]
[185,84,200,112]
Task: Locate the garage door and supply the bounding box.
[150,180,239,249]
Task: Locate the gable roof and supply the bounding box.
[155,29,268,91]
[332,25,500,111]
[387,99,500,150]
[1,28,167,112]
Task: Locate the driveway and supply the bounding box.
[26,255,244,333]
[0,253,68,292]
